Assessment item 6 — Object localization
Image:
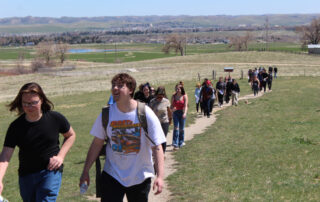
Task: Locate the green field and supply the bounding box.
[0,42,306,64]
[168,77,320,201]
[0,48,33,60]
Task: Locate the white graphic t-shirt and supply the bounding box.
[90,103,166,187]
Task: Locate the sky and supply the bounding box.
[1,0,320,18]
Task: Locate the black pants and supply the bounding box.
[218,93,224,105]
[196,101,200,112]
[261,81,267,92]
[101,172,151,202]
[203,99,211,116]
[225,92,231,103]
[268,81,272,90]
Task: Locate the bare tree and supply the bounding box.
[36,41,55,66]
[162,34,184,56]
[15,51,26,74]
[296,18,320,46]
[56,42,69,64]
[228,32,252,51]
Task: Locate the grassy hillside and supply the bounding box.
[168,77,320,201]
[1,14,320,33]
[0,51,319,103]
[0,78,254,201]
[0,49,319,201]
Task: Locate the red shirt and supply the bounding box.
[173,95,185,110]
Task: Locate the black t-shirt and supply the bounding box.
[261,72,269,82]
[4,111,70,176]
[216,81,225,91]
[231,83,240,93]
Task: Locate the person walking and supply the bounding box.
[171,84,188,150]
[80,73,165,202]
[135,83,154,105]
[251,76,260,96]
[194,83,202,114]
[231,79,240,106]
[216,77,226,107]
[267,71,273,91]
[261,69,269,92]
[0,82,76,201]
[149,86,172,153]
[200,80,213,118]
[274,66,278,79]
[225,76,233,104]
[209,83,216,113]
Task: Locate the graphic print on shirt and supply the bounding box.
[110,120,141,155]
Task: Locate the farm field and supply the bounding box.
[0,50,319,201]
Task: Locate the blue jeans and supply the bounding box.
[203,99,211,116]
[19,169,62,202]
[172,110,186,147]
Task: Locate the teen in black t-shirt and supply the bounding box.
[261,69,269,92]
[4,111,70,176]
[0,82,76,201]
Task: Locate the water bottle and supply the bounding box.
[0,195,8,202]
[80,183,88,194]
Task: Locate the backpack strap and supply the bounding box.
[100,106,109,156]
[137,101,156,146]
[101,106,110,133]
[96,106,110,198]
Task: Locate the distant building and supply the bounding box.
[238,24,247,28]
[25,42,35,46]
[308,44,320,54]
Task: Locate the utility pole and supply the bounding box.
[114,41,117,63]
[184,31,187,56]
[265,17,269,51]
[104,42,107,62]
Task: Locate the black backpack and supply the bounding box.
[95,101,155,197]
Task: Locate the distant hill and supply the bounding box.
[0,14,319,34]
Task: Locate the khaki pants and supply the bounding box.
[232,91,239,106]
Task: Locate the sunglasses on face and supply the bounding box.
[22,100,40,107]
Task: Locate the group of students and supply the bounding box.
[0,74,189,202]
[248,66,276,96]
[133,81,188,151]
[195,77,240,118]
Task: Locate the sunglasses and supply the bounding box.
[22,100,40,107]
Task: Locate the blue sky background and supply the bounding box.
[1,0,320,18]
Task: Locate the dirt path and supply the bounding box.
[147,90,269,202]
[88,90,269,202]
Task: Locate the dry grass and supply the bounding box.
[0,51,319,103]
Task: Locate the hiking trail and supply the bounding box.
[87,90,269,202]
[147,91,268,202]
